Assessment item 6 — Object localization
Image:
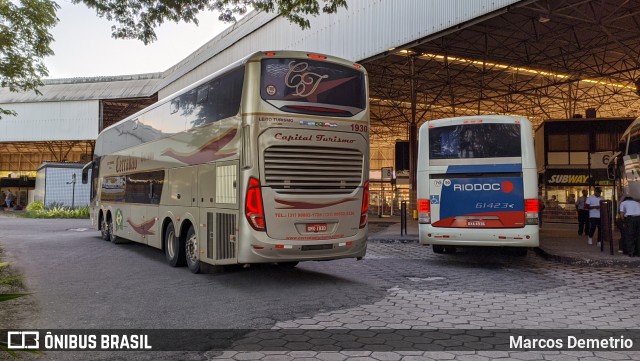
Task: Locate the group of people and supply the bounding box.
[575,187,640,257]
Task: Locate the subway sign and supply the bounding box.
[544,169,610,186]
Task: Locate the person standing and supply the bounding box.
[585,187,604,247]
[575,190,590,236]
[4,190,13,209]
[619,195,640,257]
[538,194,546,228]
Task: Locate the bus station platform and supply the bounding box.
[368,216,640,268]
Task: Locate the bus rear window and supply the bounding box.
[429,123,521,159]
[260,58,365,117]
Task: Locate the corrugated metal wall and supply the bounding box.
[159,0,520,99]
[0,100,99,142]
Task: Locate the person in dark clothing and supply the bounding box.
[575,189,590,235]
[619,195,640,257]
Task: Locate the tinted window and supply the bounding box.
[261,58,365,116]
[101,171,165,204]
[429,123,521,159]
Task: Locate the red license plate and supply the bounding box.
[306,223,327,233]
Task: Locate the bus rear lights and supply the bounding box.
[307,53,327,60]
[525,199,539,213]
[353,63,362,69]
[245,177,266,231]
[338,241,353,247]
[252,245,265,250]
[359,182,369,228]
[417,199,431,224]
[524,198,539,225]
[434,235,450,239]
[275,244,293,249]
[265,52,277,56]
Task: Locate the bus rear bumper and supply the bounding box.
[238,232,368,263]
[419,225,539,247]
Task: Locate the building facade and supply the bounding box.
[534,117,633,223]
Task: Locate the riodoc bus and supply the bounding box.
[416,115,539,255]
[82,51,370,273]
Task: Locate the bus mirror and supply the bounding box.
[81,161,92,184]
[607,152,622,180]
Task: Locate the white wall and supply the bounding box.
[0,100,99,142]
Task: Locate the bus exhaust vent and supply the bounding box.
[264,146,363,194]
[207,212,236,260]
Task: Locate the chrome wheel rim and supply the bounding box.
[167,229,176,259]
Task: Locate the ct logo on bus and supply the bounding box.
[265,84,277,96]
[115,209,124,231]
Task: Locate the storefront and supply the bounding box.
[541,168,614,223]
[535,117,633,224]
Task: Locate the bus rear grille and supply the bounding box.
[207,212,236,260]
[264,146,363,194]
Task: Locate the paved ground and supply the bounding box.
[1,214,639,360]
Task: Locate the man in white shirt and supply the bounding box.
[585,187,603,246]
[619,195,640,257]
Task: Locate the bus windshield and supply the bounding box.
[429,123,521,160]
[260,58,366,117]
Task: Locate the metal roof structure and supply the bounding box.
[1,0,639,176]
[0,73,162,103]
[365,0,640,146]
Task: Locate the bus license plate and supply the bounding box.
[306,223,327,233]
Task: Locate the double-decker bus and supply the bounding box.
[82,51,370,273]
[610,116,640,201]
[416,115,539,255]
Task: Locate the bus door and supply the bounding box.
[198,161,239,265]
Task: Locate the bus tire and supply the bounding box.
[100,216,109,241]
[278,261,299,268]
[164,223,185,267]
[185,226,201,274]
[107,217,118,243]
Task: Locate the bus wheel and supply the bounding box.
[185,226,201,274]
[432,245,445,254]
[164,223,185,267]
[107,217,119,243]
[278,261,299,268]
[100,217,109,241]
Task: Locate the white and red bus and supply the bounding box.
[83,51,370,273]
[417,115,539,255]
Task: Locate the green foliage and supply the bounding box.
[0,0,60,118]
[25,200,44,211]
[0,256,34,357]
[23,205,90,219]
[75,0,348,44]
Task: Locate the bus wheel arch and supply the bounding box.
[164,220,185,267]
[182,222,201,274]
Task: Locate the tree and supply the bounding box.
[0,0,59,117]
[75,0,348,45]
[0,0,347,118]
